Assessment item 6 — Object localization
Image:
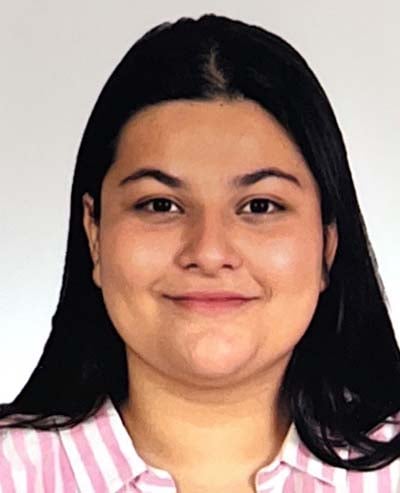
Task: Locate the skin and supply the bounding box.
[82,98,338,492]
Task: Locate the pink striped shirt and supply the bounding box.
[1,397,400,492]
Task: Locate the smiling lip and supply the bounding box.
[164,293,257,316]
[165,291,257,301]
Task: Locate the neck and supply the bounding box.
[118,350,291,480]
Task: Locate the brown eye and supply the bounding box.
[133,197,285,216]
[239,198,285,215]
[134,198,181,214]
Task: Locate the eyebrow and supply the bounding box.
[118,166,302,190]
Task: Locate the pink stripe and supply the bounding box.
[322,482,334,493]
[297,439,333,487]
[321,461,335,483]
[282,470,296,493]
[302,473,317,491]
[57,436,77,493]
[347,470,363,492]
[95,413,133,483]
[70,425,108,491]
[11,429,36,493]
[137,469,175,487]
[377,465,392,493]
[0,432,16,493]
[347,425,394,493]
[347,445,363,493]
[375,429,392,492]
[38,432,55,492]
[296,443,318,491]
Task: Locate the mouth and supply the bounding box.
[164,296,256,316]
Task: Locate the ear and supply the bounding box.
[82,193,102,288]
[320,221,338,292]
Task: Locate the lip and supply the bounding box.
[165,291,256,301]
[164,296,257,316]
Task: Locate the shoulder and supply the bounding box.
[345,412,400,491]
[0,423,76,491]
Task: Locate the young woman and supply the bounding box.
[1,13,399,493]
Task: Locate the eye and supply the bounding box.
[133,197,285,216]
[239,198,285,216]
[134,198,182,214]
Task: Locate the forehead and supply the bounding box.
[116,98,300,156]
[110,98,318,195]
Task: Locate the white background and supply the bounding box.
[1,1,399,403]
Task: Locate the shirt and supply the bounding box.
[0,396,399,493]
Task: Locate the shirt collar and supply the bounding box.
[58,396,348,492]
[279,421,348,488]
[58,397,149,492]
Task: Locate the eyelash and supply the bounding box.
[133,197,286,217]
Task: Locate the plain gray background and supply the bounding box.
[1,1,399,402]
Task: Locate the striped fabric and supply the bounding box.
[1,397,400,492]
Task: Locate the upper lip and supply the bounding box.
[164,291,258,301]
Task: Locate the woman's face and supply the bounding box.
[83,98,338,387]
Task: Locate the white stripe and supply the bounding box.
[146,463,174,480]
[81,416,121,489]
[305,456,323,479]
[2,430,27,493]
[258,465,291,491]
[104,402,148,475]
[331,465,347,491]
[51,432,64,493]
[388,462,398,493]
[383,421,396,440]
[361,469,379,493]
[281,433,299,466]
[59,428,95,493]
[386,453,400,493]
[24,429,43,493]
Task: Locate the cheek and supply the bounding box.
[98,224,171,341]
[243,205,322,282]
[263,229,323,291]
[100,224,168,290]
[251,224,324,354]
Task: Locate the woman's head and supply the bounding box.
[76,12,344,395]
[2,13,399,470]
[82,97,338,387]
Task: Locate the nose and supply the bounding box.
[176,212,243,275]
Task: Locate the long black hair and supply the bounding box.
[1,13,399,472]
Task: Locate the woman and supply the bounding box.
[1,13,399,493]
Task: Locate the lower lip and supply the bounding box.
[167,297,254,315]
